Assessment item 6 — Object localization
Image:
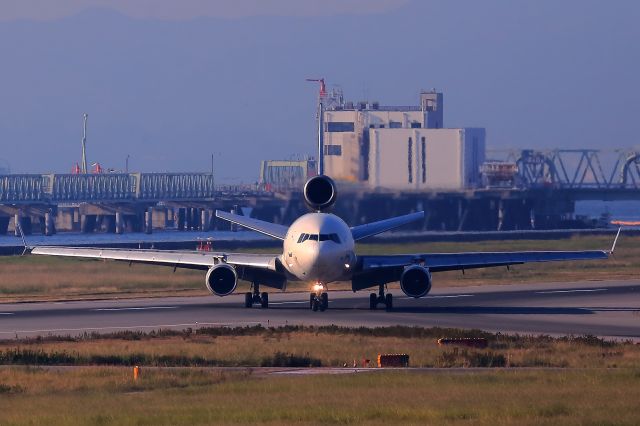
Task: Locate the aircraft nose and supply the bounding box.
[303,242,334,272]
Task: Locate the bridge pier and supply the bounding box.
[80,215,97,233]
[144,208,153,234]
[44,211,56,236]
[201,209,211,232]
[115,212,124,234]
[0,217,9,235]
[177,208,186,231]
[14,214,32,236]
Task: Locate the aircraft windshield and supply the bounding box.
[297,233,341,244]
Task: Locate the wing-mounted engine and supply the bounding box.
[205,264,238,296]
[400,265,432,298]
[303,175,337,211]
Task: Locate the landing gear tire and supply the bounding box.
[320,293,329,311]
[310,293,315,309]
[385,293,393,311]
[260,292,269,309]
[312,299,319,312]
[244,292,252,308]
[370,286,393,311]
[369,293,377,310]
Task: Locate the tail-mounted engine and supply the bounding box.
[205,264,237,296]
[303,175,337,211]
[400,265,432,298]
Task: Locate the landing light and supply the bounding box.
[313,284,324,292]
[344,263,350,269]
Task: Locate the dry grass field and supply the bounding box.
[1,326,639,369]
[0,368,639,425]
[0,234,638,302]
[0,327,639,424]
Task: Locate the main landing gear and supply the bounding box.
[370,284,393,311]
[244,283,268,309]
[310,283,329,312]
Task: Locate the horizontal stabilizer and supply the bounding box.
[215,210,288,240]
[351,211,424,241]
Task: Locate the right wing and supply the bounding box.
[31,246,288,289]
[216,210,288,240]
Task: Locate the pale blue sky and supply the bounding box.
[0,0,638,182]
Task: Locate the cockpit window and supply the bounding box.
[298,233,341,244]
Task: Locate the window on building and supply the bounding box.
[324,145,342,156]
[389,121,402,129]
[327,122,355,132]
[421,137,426,183]
[411,122,422,129]
[408,137,413,184]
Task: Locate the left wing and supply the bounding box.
[359,249,610,273]
[352,229,620,289]
[351,211,424,241]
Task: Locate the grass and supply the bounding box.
[0,368,639,424]
[1,325,639,369]
[1,326,639,424]
[0,234,638,302]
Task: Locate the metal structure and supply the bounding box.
[259,160,316,191]
[508,149,640,190]
[0,173,215,203]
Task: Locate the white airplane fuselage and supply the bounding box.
[281,212,355,284]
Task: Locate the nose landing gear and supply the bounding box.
[369,285,393,311]
[310,284,329,312]
[244,283,268,309]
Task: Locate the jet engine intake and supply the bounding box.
[303,175,337,211]
[400,265,432,298]
[205,264,237,296]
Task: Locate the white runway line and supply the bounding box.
[427,294,474,299]
[536,289,608,294]
[0,321,263,335]
[0,313,14,316]
[268,301,310,305]
[92,306,179,312]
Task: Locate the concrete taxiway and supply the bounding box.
[0,280,639,339]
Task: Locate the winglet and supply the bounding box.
[16,219,29,256]
[609,227,622,255]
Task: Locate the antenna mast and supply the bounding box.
[306,78,326,176]
[81,113,88,174]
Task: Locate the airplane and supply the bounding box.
[29,172,621,312]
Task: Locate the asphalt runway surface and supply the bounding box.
[1,280,639,339]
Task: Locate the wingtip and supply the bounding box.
[609,227,622,255]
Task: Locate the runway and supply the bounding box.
[1,280,639,339]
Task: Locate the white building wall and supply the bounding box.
[368,128,485,190]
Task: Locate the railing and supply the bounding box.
[0,173,215,203]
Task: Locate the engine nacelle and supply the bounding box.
[205,264,237,296]
[303,175,337,211]
[400,265,432,298]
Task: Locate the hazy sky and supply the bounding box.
[0,0,409,20]
[0,0,638,181]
